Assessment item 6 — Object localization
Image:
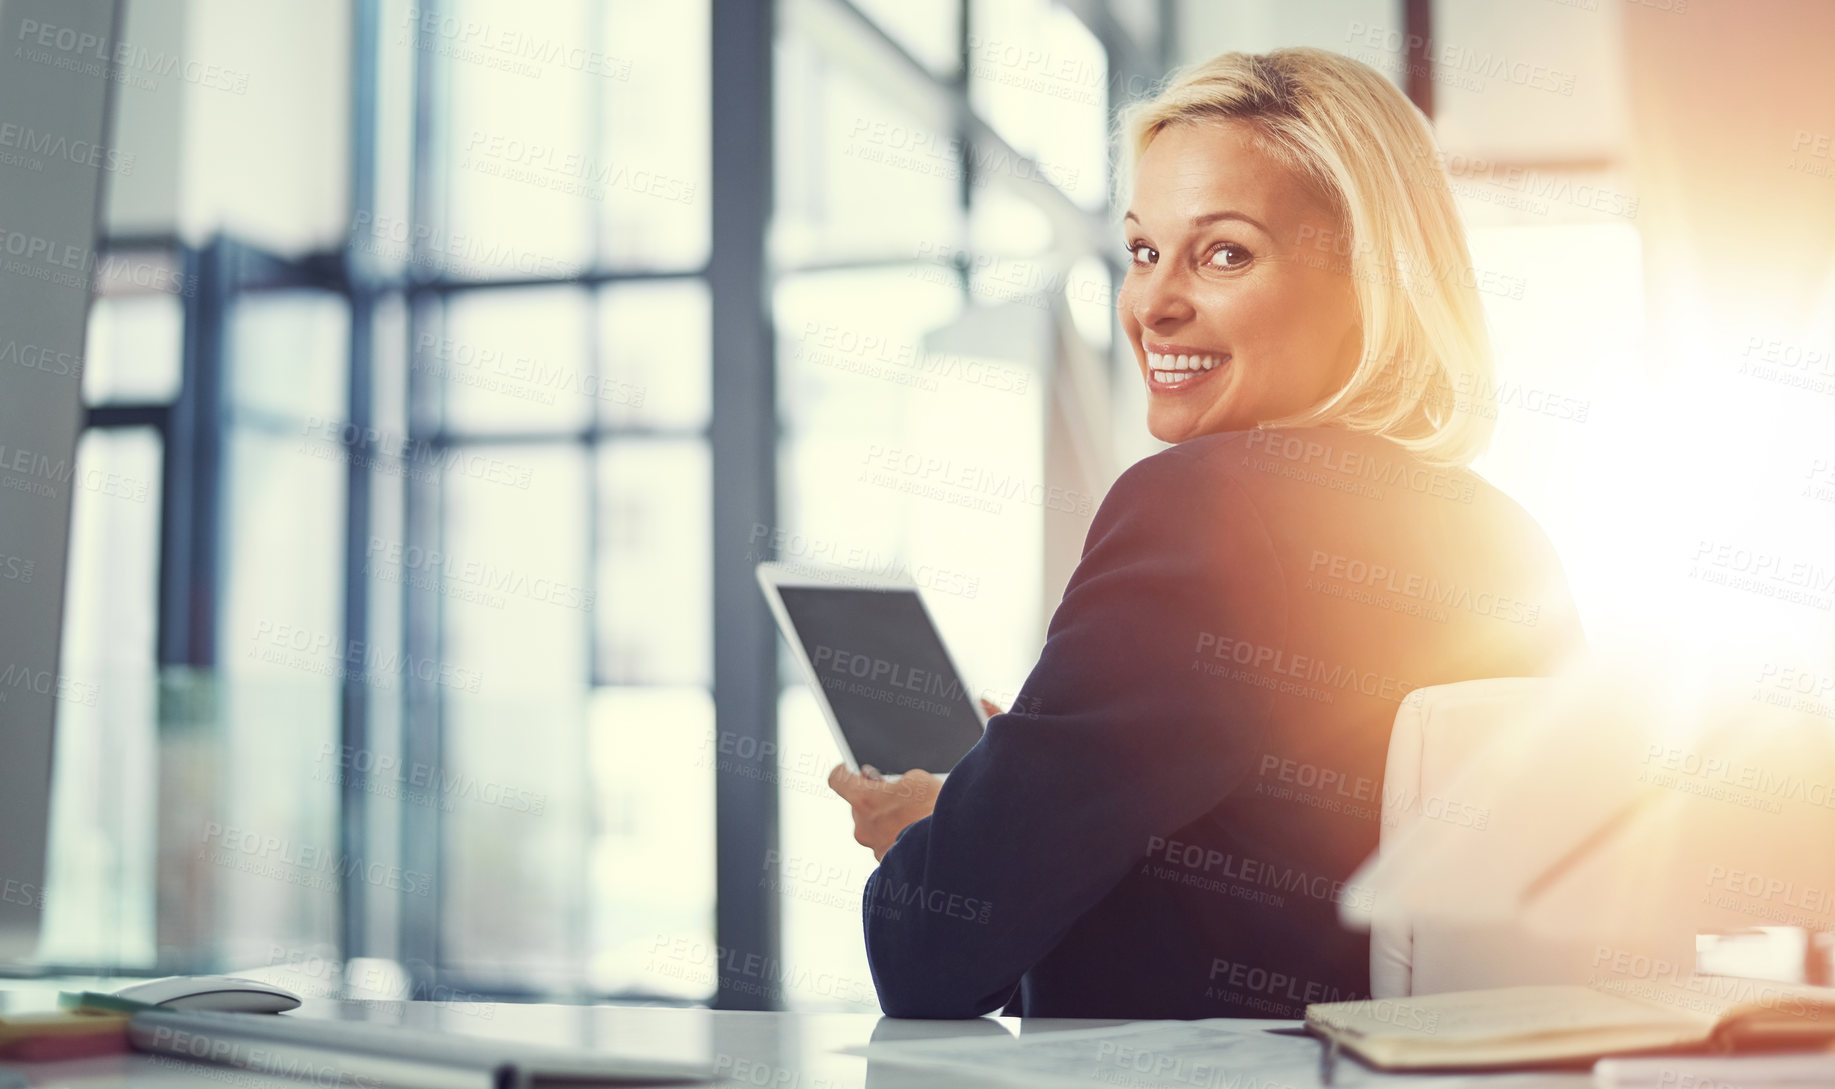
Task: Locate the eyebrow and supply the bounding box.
[1123,209,1273,236]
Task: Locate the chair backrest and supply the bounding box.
[1371,677,1556,997]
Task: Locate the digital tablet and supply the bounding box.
[756,561,987,776]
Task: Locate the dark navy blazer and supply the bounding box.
[860,426,1584,1019]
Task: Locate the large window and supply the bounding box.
[43,0,1164,1008]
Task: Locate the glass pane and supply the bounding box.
[229,291,350,423]
[596,440,710,686]
[586,685,714,998]
[440,0,594,277]
[772,41,962,265]
[599,0,710,268]
[776,686,878,1011]
[773,266,964,437]
[854,0,961,78]
[370,0,420,278]
[211,423,348,966]
[82,294,183,405]
[430,286,592,435]
[967,0,1109,208]
[40,428,163,968]
[439,445,590,987]
[597,280,709,431]
[361,293,410,960]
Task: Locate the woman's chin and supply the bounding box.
[1147,401,1233,445]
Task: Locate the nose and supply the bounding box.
[1124,264,1196,331]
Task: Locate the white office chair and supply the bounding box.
[1368,677,1558,998]
[1360,673,1835,999]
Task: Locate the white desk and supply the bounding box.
[2,996,1594,1088]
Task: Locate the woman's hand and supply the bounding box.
[828,764,944,861]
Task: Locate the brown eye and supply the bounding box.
[1126,241,1156,266]
[1209,243,1252,270]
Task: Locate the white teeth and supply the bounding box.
[1147,352,1225,378]
[1148,352,1225,371]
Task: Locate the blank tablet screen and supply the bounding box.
[775,585,986,774]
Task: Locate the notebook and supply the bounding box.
[1305,980,1835,1071]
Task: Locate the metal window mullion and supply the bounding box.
[710,0,781,1011]
[336,0,386,964]
[396,0,446,991]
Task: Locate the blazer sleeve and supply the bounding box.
[861,443,1291,1018]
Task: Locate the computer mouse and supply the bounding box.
[114,975,303,1013]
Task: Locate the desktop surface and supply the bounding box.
[0,992,1594,1088]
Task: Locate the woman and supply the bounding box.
[829,47,1584,1020]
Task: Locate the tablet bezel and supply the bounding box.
[754,560,989,775]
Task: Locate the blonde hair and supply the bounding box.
[1114,47,1494,469]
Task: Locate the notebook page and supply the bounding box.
[1309,987,1711,1044]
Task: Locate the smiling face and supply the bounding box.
[1118,119,1363,444]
